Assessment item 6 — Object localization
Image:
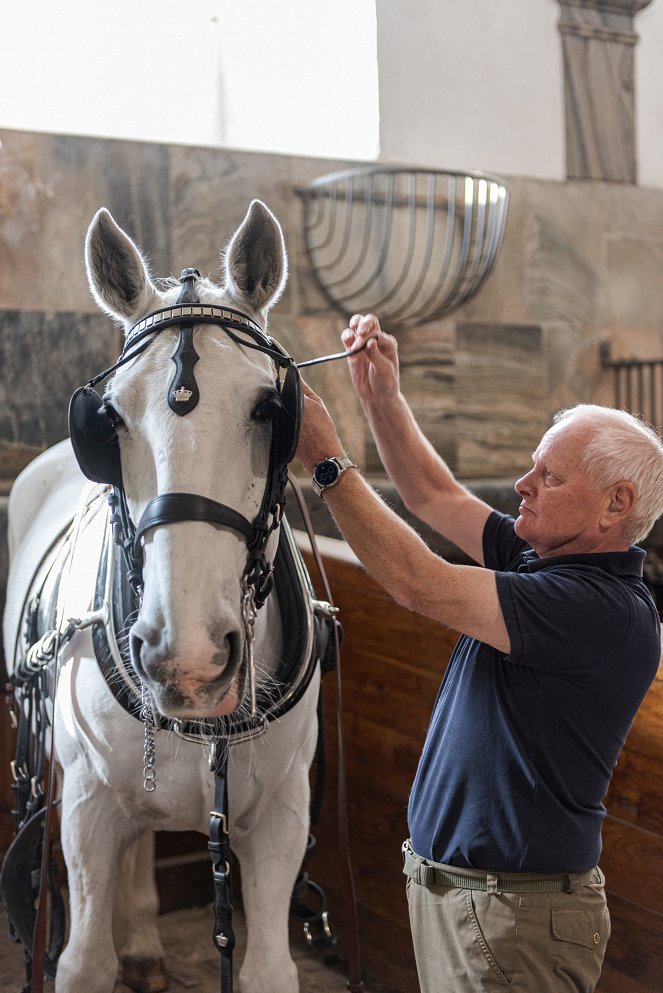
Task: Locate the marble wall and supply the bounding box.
[2,127,663,618]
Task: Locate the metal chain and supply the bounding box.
[241,578,258,718]
[140,682,157,792]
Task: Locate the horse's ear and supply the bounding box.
[85,208,157,325]
[223,200,288,315]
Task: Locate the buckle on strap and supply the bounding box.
[402,841,434,887]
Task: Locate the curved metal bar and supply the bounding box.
[308,175,357,274]
[425,175,477,318]
[306,185,339,256]
[324,172,396,304]
[300,163,510,191]
[363,171,421,315]
[386,172,439,325]
[320,170,382,292]
[401,174,459,326]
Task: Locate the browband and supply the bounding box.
[83,302,378,393]
[125,304,275,356]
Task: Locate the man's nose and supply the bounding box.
[515,470,534,496]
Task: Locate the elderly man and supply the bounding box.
[296,314,663,993]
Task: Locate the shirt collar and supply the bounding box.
[519,545,646,578]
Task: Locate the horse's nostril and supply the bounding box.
[130,632,145,677]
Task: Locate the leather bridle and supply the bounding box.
[69,269,375,728]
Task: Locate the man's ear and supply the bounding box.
[601,481,637,530]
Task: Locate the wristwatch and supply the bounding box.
[312,455,357,498]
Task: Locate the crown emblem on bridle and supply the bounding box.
[173,386,193,403]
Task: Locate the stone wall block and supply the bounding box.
[545,321,615,414]
[604,234,663,330]
[457,178,530,327]
[0,309,115,451]
[456,323,548,478]
[388,322,457,474]
[0,130,170,311]
[524,187,603,327]
[169,146,295,311]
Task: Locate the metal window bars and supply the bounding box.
[296,166,509,328]
[600,341,663,434]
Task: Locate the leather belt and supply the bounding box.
[402,840,599,894]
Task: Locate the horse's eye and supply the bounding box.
[251,399,276,424]
[103,400,124,429]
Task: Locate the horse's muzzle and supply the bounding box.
[129,627,244,717]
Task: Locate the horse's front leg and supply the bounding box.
[113,831,168,993]
[234,762,310,993]
[55,768,138,993]
[232,671,321,993]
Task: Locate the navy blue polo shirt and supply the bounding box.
[407,510,661,873]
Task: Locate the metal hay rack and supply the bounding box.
[297,166,509,328]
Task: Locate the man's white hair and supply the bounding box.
[553,404,663,544]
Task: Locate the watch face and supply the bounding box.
[314,459,340,488]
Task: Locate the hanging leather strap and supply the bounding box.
[30,648,64,993]
[208,745,235,993]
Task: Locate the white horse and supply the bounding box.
[2,202,322,993]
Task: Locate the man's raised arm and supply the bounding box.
[342,314,493,565]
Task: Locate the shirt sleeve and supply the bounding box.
[495,566,634,674]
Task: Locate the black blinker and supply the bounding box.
[68,386,122,488]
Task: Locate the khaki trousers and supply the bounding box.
[405,849,610,993]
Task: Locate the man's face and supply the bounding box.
[514,418,610,557]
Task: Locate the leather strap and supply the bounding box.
[208,746,235,993]
[134,493,255,556]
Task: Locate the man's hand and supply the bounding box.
[296,380,346,474]
[342,313,400,408]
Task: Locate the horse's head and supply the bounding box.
[80,201,294,719]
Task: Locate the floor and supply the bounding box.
[0,902,352,993]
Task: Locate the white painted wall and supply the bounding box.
[1,1,661,187]
[1,0,379,161]
[636,2,663,189]
[1,1,223,147]
[376,0,566,180]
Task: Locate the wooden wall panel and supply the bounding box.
[597,894,663,993]
[600,818,663,915]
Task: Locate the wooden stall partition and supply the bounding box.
[300,534,663,993]
[600,666,663,993]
